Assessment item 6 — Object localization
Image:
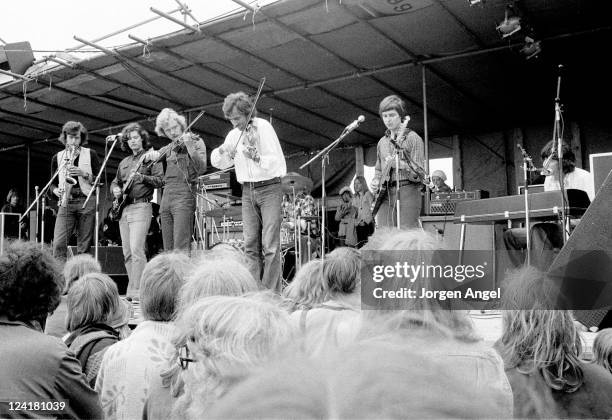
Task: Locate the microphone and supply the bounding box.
[344,115,365,133]
[106,134,121,141]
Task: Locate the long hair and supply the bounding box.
[5,188,20,205]
[353,175,371,196]
[62,254,102,294]
[59,121,88,145]
[359,229,478,343]
[282,259,325,311]
[591,328,612,375]
[120,122,152,152]
[499,267,584,392]
[323,247,361,295]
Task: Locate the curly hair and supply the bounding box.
[120,122,152,152]
[155,108,186,138]
[592,328,612,375]
[173,294,293,418]
[222,92,257,119]
[59,121,88,145]
[0,241,63,322]
[282,259,325,311]
[499,267,584,393]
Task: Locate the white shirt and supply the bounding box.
[544,167,595,202]
[210,117,286,183]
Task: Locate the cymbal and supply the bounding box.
[204,206,242,218]
[281,172,313,194]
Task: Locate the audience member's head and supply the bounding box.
[140,252,192,322]
[360,229,477,342]
[178,257,259,314]
[282,259,325,311]
[0,241,63,325]
[499,266,583,392]
[62,254,102,293]
[591,328,612,375]
[174,294,293,418]
[323,247,361,297]
[206,338,507,419]
[65,272,124,332]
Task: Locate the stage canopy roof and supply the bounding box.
[1,0,610,171]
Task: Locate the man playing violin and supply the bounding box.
[50,121,101,260]
[144,108,207,253]
[111,123,163,300]
[371,95,425,229]
[211,92,286,292]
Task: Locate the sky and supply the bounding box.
[0,0,274,60]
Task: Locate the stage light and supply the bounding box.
[496,8,521,38]
[520,36,541,59]
[468,0,484,6]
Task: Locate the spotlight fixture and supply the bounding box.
[520,36,541,59]
[468,0,484,6]
[496,8,521,38]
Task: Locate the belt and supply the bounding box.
[242,177,281,189]
[388,180,418,188]
[126,197,151,205]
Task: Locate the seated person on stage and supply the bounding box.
[503,140,595,270]
[335,186,358,248]
[1,188,28,239]
[430,170,452,193]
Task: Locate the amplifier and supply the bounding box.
[429,190,488,215]
[199,171,241,197]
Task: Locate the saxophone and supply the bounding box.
[58,146,79,206]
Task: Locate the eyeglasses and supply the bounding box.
[177,344,196,370]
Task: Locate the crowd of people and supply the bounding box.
[2,227,612,419]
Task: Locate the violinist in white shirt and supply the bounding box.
[211,92,286,291]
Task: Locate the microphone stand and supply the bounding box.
[519,150,537,266]
[83,135,120,261]
[300,124,361,261]
[551,65,569,243]
[20,155,69,222]
[394,144,401,229]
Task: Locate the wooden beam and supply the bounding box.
[452,134,463,190]
[570,122,583,169]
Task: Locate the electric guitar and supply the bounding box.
[371,117,430,218]
[109,153,148,221]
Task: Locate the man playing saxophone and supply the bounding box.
[50,121,101,260]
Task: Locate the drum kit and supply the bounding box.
[280,172,321,271]
[196,171,321,273]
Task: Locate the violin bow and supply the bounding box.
[230,77,266,156]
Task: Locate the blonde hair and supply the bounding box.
[62,254,102,293]
[282,259,325,311]
[323,247,361,295]
[499,267,584,392]
[174,294,293,418]
[591,328,612,375]
[65,272,120,331]
[155,108,186,137]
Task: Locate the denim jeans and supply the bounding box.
[119,202,152,298]
[376,183,422,228]
[160,185,195,253]
[242,182,282,291]
[53,197,96,260]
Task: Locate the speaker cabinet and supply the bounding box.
[589,152,612,196]
[547,169,612,327]
[68,245,127,275]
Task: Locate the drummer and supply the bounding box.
[210,91,286,292]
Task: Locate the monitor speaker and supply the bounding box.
[67,245,127,275]
[547,169,612,329]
